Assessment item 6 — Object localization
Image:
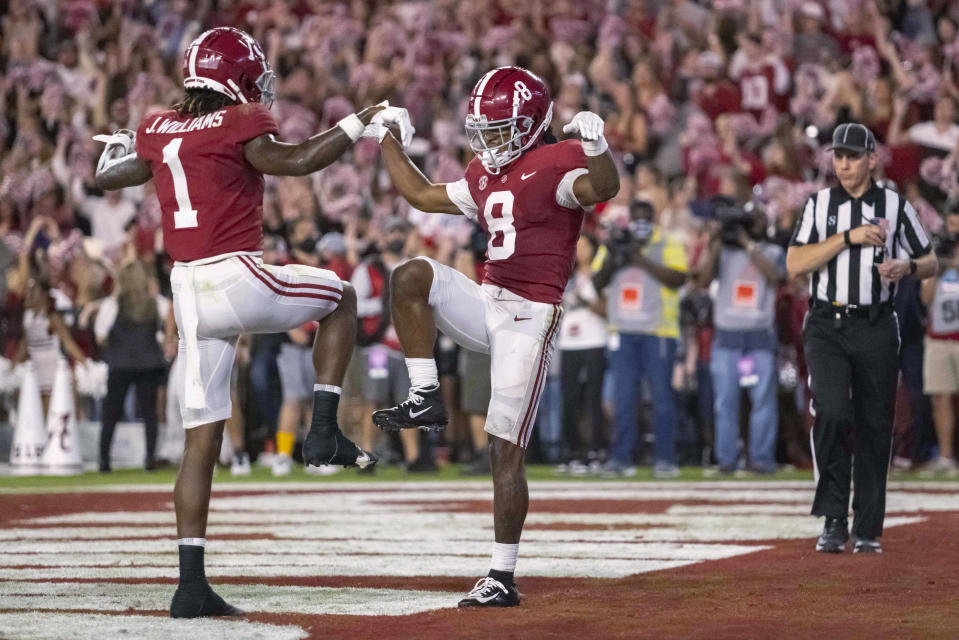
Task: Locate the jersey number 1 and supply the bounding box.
[483,191,516,260]
[162,138,199,229]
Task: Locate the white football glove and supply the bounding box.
[93,129,136,173]
[363,106,415,149]
[562,111,608,156]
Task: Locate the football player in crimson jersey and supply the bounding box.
[94,27,393,618]
[368,66,619,607]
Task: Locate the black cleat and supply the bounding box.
[302,428,377,468]
[170,581,243,618]
[457,577,520,608]
[815,516,849,553]
[853,538,882,554]
[372,384,448,432]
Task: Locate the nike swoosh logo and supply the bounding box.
[409,407,430,418]
[514,316,532,322]
[521,172,537,180]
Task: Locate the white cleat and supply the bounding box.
[271,453,292,477]
[231,453,251,476]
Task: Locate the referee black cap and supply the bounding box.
[828,122,876,155]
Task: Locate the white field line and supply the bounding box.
[0,557,696,580]
[0,526,268,540]
[0,514,925,545]
[0,539,764,560]
[0,612,306,640]
[205,488,818,509]
[0,542,763,566]
[0,582,461,616]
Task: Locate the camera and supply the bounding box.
[607,200,656,265]
[690,194,756,245]
[933,231,958,257]
[712,195,755,246]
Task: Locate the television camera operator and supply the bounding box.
[594,200,688,477]
[696,195,786,474]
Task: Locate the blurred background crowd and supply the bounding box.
[2,0,959,477]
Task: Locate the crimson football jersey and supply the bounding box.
[135,103,278,262]
[449,139,588,304]
[737,62,790,119]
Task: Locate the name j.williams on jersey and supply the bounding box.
[144,110,225,135]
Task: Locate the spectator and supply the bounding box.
[557,235,608,474]
[452,245,493,476]
[792,2,840,67]
[94,260,168,472]
[272,217,326,476]
[905,95,959,154]
[920,223,959,475]
[352,217,431,472]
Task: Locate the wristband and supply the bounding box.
[581,136,609,156]
[336,113,365,142]
[908,259,917,276]
[843,230,851,246]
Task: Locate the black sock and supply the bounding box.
[178,545,206,584]
[310,389,341,438]
[488,568,514,585]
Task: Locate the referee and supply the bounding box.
[787,122,937,554]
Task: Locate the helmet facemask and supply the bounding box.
[465,103,553,174]
[256,69,276,107]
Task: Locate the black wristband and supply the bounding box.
[843,230,851,246]
[908,259,917,276]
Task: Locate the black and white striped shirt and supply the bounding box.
[790,183,931,305]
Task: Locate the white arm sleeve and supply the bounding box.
[555,168,589,209]
[445,179,479,221]
[93,297,118,343]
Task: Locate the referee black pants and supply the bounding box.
[804,311,899,539]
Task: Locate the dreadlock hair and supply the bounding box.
[172,89,237,117]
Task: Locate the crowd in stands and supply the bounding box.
[2,0,959,476]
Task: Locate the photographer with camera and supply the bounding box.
[594,200,688,477]
[919,212,959,476]
[697,196,786,474]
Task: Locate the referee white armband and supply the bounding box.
[337,114,365,142]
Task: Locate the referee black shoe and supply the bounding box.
[372,384,448,432]
[457,577,520,608]
[853,538,882,554]
[816,516,849,553]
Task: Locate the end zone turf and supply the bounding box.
[0,476,957,639]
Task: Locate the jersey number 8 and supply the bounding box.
[483,191,516,261]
